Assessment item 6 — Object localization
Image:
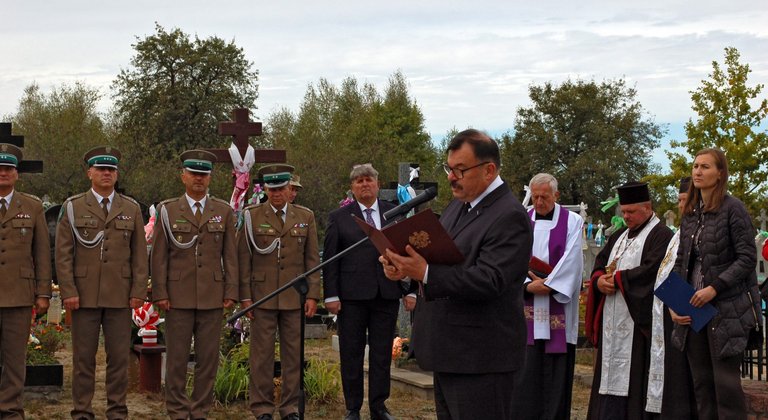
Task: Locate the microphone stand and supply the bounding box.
[228,212,409,420]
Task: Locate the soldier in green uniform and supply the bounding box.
[238,164,321,420]
[150,149,239,420]
[0,143,51,419]
[55,146,148,420]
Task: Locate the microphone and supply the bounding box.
[383,186,437,221]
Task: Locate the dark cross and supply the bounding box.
[381,162,438,203]
[206,108,286,164]
[0,122,43,173]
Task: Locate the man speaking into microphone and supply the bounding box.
[381,129,532,420]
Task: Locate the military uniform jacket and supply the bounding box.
[55,191,148,308]
[0,192,51,307]
[237,203,321,310]
[151,195,238,309]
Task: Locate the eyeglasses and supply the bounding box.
[442,161,490,179]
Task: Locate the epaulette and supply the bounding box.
[118,193,140,207]
[208,196,230,206]
[291,204,314,215]
[156,197,178,208]
[242,202,265,212]
[61,192,88,207]
[58,192,87,221]
[16,191,42,202]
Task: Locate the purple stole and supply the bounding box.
[525,206,568,353]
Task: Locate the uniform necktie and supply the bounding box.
[101,197,110,218]
[276,209,285,228]
[0,198,6,217]
[194,202,203,223]
[364,208,376,227]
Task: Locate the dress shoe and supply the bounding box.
[256,414,273,420]
[282,413,300,420]
[370,407,395,420]
[344,410,361,420]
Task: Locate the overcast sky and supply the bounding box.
[2,1,766,166]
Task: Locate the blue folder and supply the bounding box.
[653,271,718,332]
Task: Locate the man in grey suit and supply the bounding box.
[382,129,532,419]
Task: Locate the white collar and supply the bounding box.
[357,200,380,215]
[91,189,115,203]
[468,175,503,210]
[0,190,14,206]
[186,194,208,210]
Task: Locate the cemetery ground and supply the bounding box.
[24,332,593,419]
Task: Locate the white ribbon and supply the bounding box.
[409,166,420,182]
[229,143,256,211]
[522,185,532,208]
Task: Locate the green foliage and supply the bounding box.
[27,315,67,365]
[264,71,438,235]
[303,358,341,404]
[111,23,259,204]
[501,78,664,219]
[213,343,251,405]
[666,47,768,214]
[12,82,109,202]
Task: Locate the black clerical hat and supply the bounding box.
[617,181,650,204]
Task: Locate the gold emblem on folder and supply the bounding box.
[409,231,431,249]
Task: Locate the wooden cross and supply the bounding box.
[0,122,43,173]
[206,108,286,165]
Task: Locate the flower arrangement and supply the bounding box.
[339,190,354,208]
[27,311,67,365]
[391,336,410,365]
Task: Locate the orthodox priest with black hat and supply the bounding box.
[585,181,674,420]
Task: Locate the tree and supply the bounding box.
[110,24,259,204]
[12,82,109,202]
[264,71,438,235]
[667,47,768,213]
[502,79,664,220]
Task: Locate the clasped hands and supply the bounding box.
[596,272,617,295]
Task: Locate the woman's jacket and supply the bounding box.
[672,194,761,358]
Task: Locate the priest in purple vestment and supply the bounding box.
[512,173,584,419]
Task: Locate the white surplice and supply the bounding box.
[600,214,660,396]
[526,204,585,344]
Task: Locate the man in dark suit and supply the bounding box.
[382,129,532,419]
[323,163,400,420]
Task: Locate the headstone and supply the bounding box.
[759,209,768,232]
[664,209,676,227]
